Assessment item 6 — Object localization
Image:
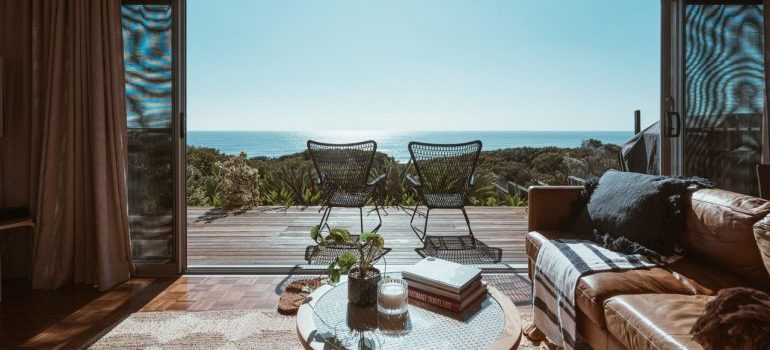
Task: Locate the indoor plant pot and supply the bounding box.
[309,225,386,307]
[348,267,381,305]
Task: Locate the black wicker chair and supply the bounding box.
[407,140,482,242]
[307,140,385,233]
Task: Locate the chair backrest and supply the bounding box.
[408,140,482,194]
[307,140,377,191]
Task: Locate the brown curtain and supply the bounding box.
[0,0,132,290]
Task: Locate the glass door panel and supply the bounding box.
[682,2,765,195]
[122,3,179,269]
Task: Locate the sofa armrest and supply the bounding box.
[528,186,583,232]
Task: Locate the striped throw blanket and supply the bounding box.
[532,239,664,350]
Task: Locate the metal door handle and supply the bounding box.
[666,111,681,137]
[180,112,186,139]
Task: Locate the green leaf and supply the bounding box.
[360,232,384,250]
[329,269,341,284]
[359,232,375,242]
[326,262,340,283]
[336,251,357,273]
[329,228,351,244]
[310,225,321,242]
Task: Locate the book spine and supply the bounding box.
[403,278,461,300]
[402,273,481,295]
[408,287,461,312]
[409,297,482,321]
[403,277,482,299]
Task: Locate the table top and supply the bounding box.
[296,274,521,350]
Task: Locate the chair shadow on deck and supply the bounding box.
[192,206,317,224]
[193,207,250,224]
[415,235,503,264]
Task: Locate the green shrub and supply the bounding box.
[372,156,418,206]
[491,161,531,184]
[466,172,497,205]
[501,193,527,206]
[186,164,220,206]
[188,146,227,177]
[183,138,618,208]
[216,152,260,208]
[259,158,322,206]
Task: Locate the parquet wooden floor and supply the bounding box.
[0,274,532,349]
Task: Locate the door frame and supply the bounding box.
[175,0,188,274]
[660,0,685,176]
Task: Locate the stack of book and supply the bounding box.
[402,257,487,320]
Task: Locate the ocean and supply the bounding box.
[187,130,633,162]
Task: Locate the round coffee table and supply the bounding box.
[296,275,521,349]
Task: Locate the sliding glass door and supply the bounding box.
[662,0,765,195]
[122,0,186,275]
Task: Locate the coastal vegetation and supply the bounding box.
[186,139,621,208]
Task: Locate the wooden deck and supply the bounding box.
[187,206,528,267]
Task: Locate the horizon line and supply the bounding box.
[186,129,636,133]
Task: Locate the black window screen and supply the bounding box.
[684,4,765,195]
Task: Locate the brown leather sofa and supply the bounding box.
[527,186,770,350]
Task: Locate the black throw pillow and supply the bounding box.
[571,170,712,256]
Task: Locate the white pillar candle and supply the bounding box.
[378,282,407,312]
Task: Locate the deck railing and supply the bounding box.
[492,174,587,200]
[567,176,586,186]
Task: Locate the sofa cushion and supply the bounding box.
[681,189,770,290]
[604,294,710,350]
[576,257,751,328]
[528,231,752,328]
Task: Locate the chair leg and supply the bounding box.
[358,206,383,234]
[409,203,428,242]
[372,205,383,233]
[359,208,364,233]
[317,206,328,231]
[319,206,332,232]
[461,207,477,248]
[410,203,420,224]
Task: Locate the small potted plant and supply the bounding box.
[310,225,385,305]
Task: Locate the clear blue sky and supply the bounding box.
[188,0,660,131]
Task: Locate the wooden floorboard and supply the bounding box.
[0,278,176,349]
[187,206,528,266]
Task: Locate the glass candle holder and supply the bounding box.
[377,277,408,315]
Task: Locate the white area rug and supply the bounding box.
[89,310,299,350]
[90,309,539,349]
